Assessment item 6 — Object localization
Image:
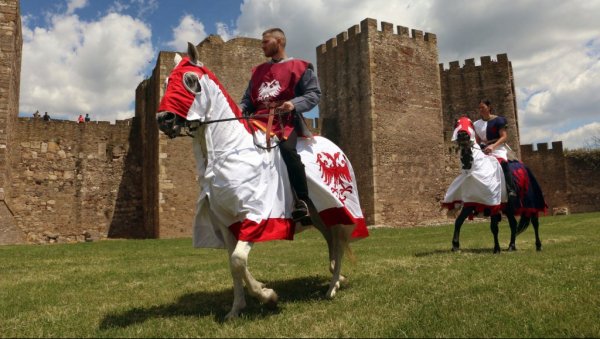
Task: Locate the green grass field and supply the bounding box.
[1,212,599,338]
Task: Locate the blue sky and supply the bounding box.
[18,0,600,149]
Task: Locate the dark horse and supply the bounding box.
[444,117,546,253]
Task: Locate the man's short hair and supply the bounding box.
[262,28,286,47]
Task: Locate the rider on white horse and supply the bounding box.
[239,28,320,222]
[156,42,368,319]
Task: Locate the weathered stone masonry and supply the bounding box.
[2,9,600,244]
[9,118,149,243]
[0,0,22,243]
[317,18,446,227]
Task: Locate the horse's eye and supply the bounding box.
[183,72,201,94]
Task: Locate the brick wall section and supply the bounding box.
[9,118,145,243]
[318,18,445,226]
[136,36,266,238]
[316,20,376,224]
[0,0,22,244]
[440,54,521,159]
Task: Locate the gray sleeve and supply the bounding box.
[239,80,255,113]
[290,66,321,114]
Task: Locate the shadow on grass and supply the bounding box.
[99,275,330,328]
[414,247,498,257]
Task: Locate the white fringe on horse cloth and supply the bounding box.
[442,123,507,215]
[191,133,369,249]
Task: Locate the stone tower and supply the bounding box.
[136,36,266,238]
[439,54,520,158]
[0,0,23,244]
[316,18,445,227]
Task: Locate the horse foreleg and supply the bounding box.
[532,215,542,251]
[452,206,474,251]
[326,225,350,299]
[506,213,518,251]
[223,236,249,320]
[490,214,501,254]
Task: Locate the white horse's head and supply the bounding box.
[157,42,238,138]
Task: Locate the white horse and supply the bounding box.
[156,43,369,320]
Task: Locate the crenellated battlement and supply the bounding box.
[317,18,437,55]
[521,141,564,155]
[439,53,510,72]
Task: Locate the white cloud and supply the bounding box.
[166,14,207,51]
[521,122,600,150]
[558,122,600,150]
[20,11,154,122]
[66,0,88,15]
[216,22,237,42]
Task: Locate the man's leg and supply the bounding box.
[279,131,310,220]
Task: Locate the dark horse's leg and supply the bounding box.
[506,212,518,251]
[490,214,502,253]
[452,206,475,251]
[532,215,542,251]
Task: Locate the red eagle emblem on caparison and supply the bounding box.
[316,152,353,204]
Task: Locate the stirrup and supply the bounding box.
[292,199,309,221]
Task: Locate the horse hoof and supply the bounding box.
[261,288,278,308]
[536,245,542,251]
[224,310,241,321]
[326,281,341,299]
[452,241,460,252]
[508,244,516,252]
[493,247,501,254]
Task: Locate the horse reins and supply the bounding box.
[182,110,290,151]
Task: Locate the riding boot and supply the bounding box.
[280,131,310,222]
[501,161,517,201]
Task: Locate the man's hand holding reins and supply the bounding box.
[275,101,295,114]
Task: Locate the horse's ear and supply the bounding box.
[173,53,182,66]
[187,42,201,66]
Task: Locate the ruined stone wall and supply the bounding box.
[440,54,520,159]
[520,141,600,215]
[0,0,22,244]
[317,18,445,226]
[9,118,146,243]
[564,152,600,214]
[136,37,266,238]
[520,142,568,213]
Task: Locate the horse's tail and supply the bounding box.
[516,215,532,235]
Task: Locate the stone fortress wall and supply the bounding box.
[2,5,599,244]
[317,18,445,226]
[9,118,149,243]
[0,0,23,243]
